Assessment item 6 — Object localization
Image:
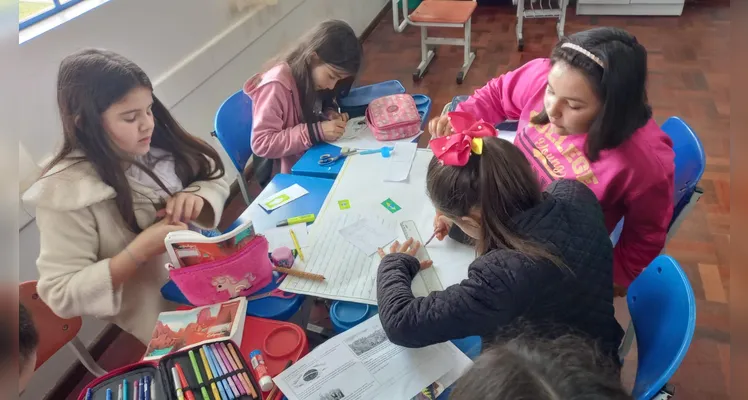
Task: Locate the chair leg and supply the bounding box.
[516,0,525,51]
[413,26,435,82]
[618,319,635,362]
[67,337,108,377]
[237,176,252,206]
[666,188,703,243]
[457,18,476,84]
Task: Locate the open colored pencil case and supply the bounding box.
[78,340,264,400]
[169,235,274,307]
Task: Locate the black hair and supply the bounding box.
[531,27,652,161]
[450,334,631,400]
[19,304,38,371]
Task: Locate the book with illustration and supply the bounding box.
[143,297,247,361]
[165,218,257,268]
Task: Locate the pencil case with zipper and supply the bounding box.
[77,340,263,400]
[168,235,273,307]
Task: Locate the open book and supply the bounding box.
[144,298,247,361]
[165,219,256,268]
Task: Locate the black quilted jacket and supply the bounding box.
[376,179,624,361]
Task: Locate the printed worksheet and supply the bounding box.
[272,316,473,400]
[339,217,397,256]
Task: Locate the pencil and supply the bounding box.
[204,345,230,400]
[188,350,211,400]
[267,360,293,400]
[199,347,222,400]
[133,380,138,400]
[118,384,123,400]
[122,379,128,400]
[289,229,305,261]
[273,266,325,281]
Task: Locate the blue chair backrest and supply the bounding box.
[660,117,706,225]
[628,255,696,400]
[214,90,253,173]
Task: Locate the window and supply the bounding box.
[19,0,86,30]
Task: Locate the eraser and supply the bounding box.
[270,246,294,268]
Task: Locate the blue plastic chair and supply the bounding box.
[610,116,706,246]
[212,90,254,205]
[626,255,696,400]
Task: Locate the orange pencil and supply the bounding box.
[273,266,325,281]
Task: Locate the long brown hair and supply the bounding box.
[44,48,225,233]
[530,27,651,162]
[426,137,560,263]
[252,19,362,124]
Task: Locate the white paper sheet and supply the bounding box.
[272,316,473,400]
[278,213,397,304]
[339,218,398,256]
[384,142,418,182]
[258,184,309,211]
[333,116,423,150]
[261,225,309,251]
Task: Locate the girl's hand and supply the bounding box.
[433,212,453,241]
[128,218,188,260]
[165,192,205,224]
[428,115,454,138]
[377,238,433,270]
[321,119,346,142]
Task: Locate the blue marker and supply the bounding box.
[85,388,93,400]
[139,377,145,400]
[205,346,230,400]
[106,388,112,400]
[122,379,128,400]
[143,376,150,400]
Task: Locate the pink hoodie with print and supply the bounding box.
[457,58,675,287]
[244,63,325,174]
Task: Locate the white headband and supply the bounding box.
[561,43,604,68]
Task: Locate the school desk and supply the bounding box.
[290,94,432,179]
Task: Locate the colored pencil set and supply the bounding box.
[80,341,260,400]
[169,342,259,400]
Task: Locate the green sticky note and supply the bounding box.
[338,199,351,210]
[381,198,401,213]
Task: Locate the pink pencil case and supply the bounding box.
[169,235,273,306]
[366,94,421,141]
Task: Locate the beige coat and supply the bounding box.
[22,155,230,344]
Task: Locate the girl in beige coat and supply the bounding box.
[23,49,230,344]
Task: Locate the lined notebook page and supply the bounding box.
[278,213,397,304]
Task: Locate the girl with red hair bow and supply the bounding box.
[375,112,623,365]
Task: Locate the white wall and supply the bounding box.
[18,0,387,398]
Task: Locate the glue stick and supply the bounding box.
[249,350,274,392]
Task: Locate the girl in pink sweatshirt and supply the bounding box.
[429,27,675,294]
[244,20,363,176]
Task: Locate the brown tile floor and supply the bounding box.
[60,2,730,398]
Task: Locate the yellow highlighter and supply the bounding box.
[276,213,315,227]
[290,228,305,262]
[199,347,221,400]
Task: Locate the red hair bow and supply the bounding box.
[429,112,497,166]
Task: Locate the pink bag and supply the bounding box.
[365,94,421,141]
[168,235,273,306]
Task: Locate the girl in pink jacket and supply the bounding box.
[429,27,675,295]
[244,20,363,176]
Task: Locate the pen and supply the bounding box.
[226,343,258,399]
[118,384,123,400]
[273,266,325,281]
[289,229,304,262]
[171,367,185,400]
[424,231,437,247]
[220,343,251,397]
[143,376,150,400]
[175,363,196,400]
[199,347,222,400]
[188,350,211,400]
[123,379,128,400]
[276,213,315,227]
[133,379,138,400]
[106,388,113,400]
[211,344,241,398]
[206,345,231,400]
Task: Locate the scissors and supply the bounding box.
[245,274,296,302]
[318,147,358,166]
